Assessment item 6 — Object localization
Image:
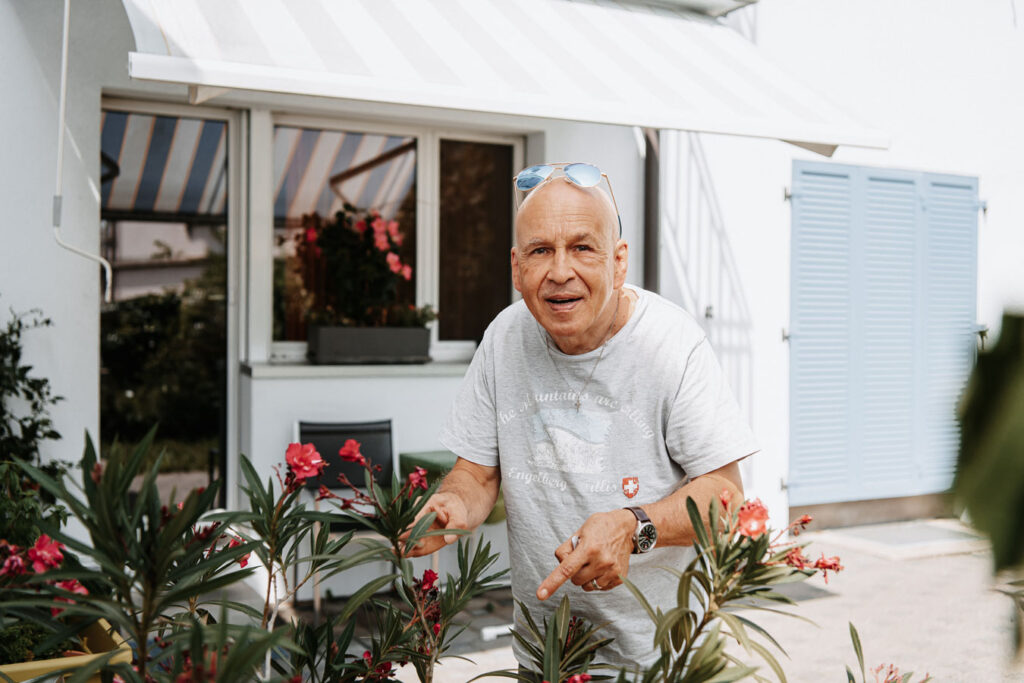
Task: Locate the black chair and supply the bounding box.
[293,419,399,616]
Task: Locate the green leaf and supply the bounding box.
[849,622,865,682]
[687,496,712,552]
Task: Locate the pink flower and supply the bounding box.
[1,554,26,577]
[432,622,441,636]
[371,217,386,236]
[421,568,438,592]
[567,675,592,683]
[91,462,103,484]
[27,535,64,573]
[285,442,326,482]
[387,220,403,246]
[51,578,88,617]
[374,231,390,252]
[718,488,731,511]
[407,466,428,496]
[386,252,403,274]
[304,227,317,244]
[338,439,367,467]
[401,264,412,281]
[737,499,769,538]
[354,220,367,234]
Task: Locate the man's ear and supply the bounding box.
[613,239,629,288]
[511,247,523,293]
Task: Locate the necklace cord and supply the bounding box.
[545,292,623,411]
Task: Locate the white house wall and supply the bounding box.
[693,0,1024,522]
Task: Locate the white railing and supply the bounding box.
[659,130,755,422]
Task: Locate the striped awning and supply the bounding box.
[100,112,416,222]
[119,0,886,154]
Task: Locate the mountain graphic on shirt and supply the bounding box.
[527,407,610,473]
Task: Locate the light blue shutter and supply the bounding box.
[789,165,856,502]
[919,175,979,488]
[789,162,978,506]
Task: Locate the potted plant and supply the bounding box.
[294,207,437,364]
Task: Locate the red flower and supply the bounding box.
[285,442,325,482]
[27,535,64,573]
[421,568,438,592]
[407,466,429,496]
[373,231,390,252]
[718,487,732,510]
[316,485,337,501]
[51,578,88,616]
[401,264,412,281]
[568,675,593,683]
[226,536,250,568]
[783,547,810,569]
[354,220,367,234]
[338,439,367,467]
[432,622,441,636]
[737,499,769,538]
[386,252,403,274]
[1,554,26,577]
[812,553,844,583]
[91,462,103,484]
[304,227,318,244]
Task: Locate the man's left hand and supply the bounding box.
[536,508,635,600]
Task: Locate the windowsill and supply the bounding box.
[241,360,470,379]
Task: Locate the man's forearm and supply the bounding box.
[437,459,500,530]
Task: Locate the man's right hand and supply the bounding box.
[401,490,470,557]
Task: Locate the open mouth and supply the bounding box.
[545,295,583,310]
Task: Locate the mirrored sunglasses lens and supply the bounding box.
[565,163,601,187]
[515,165,553,191]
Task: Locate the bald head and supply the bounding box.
[514,178,619,249]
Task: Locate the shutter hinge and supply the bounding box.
[779,477,788,492]
[781,328,791,342]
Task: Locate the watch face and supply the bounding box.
[637,522,657,552]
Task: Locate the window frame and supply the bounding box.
[265,113,523,363]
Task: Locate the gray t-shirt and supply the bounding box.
[439,286,757,668]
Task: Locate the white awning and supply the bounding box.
[120,0,886,154]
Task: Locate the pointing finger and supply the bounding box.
[537,552,586,601]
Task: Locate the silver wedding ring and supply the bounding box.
[590,579,601,590]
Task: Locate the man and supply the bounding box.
[406,163,757,669]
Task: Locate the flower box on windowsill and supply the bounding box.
[0,619,133,683]
[306,325,431,365]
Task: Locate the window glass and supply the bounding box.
[438,139,514,342]
[98,109,228,483]
[271,126,417,340]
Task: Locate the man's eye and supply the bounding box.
[531,247,549,255]
[574,245,591,252]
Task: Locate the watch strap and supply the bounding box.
[625,506,651,524]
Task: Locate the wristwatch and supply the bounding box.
[624,506,657,554]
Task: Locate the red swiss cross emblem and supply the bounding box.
[622,477,639,499]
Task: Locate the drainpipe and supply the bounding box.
[52,0,113,302]
[642,128,660,293]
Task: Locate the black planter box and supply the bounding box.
[307,325,431,365]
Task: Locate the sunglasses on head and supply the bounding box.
[513,162,623,237]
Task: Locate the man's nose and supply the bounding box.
[547,248,575,283]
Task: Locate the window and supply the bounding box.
[98,106,231,493]
[271,124,417,341]
[268,117,521,360]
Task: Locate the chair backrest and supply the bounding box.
[295,420,396,491]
